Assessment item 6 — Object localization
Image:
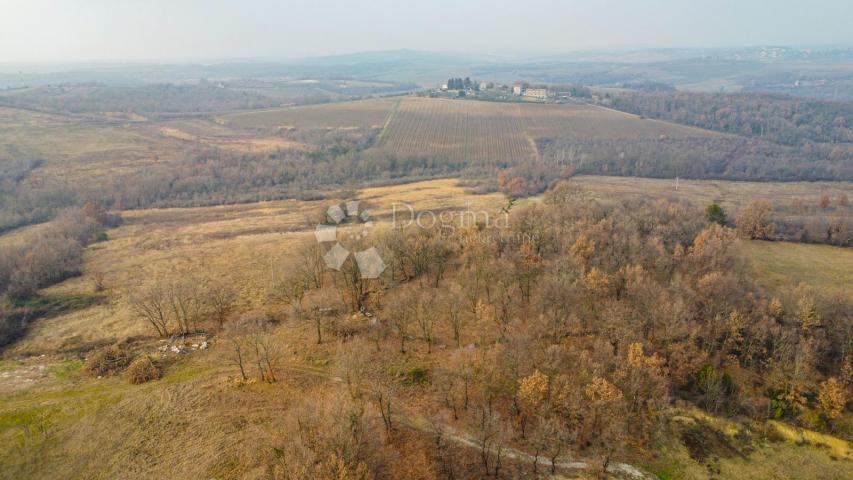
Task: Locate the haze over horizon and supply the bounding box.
[2,0,852,63]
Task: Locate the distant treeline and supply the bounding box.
[538,137,853,181]
[606,91,853,147]
[0,79,419,117]
[0,81,276,116]
[0,134,468,233]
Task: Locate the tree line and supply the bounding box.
[606,91,853,147]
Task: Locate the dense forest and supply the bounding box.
[606,91,853,147]
[537,137,853,181]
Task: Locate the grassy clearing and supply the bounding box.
[0,107,188,184]
[647,407,853,479]
[156,120,307,153]
[0,352,245,480]
[739,240,853,297]
[571,175,853,218]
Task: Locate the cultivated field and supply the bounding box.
[519,102,720,139]
[376,97,534,163]
[218,97,399,131]
[217,96,719,162]
[377,97,717,163]
[378,98,719,161]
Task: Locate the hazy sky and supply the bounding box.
[1,0,852,62]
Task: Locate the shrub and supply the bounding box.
[0,303,27,349]
[736,200,775,240]
[404,366,430,385]
[704,203,728,226]
[125,356,161,384]
[82,345,131,377]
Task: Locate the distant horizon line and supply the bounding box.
[2,44,852,67]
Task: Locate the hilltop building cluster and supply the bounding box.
[512,82,548,99]
[431,77,594,104]
[437,78,553,101]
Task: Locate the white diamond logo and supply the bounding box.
[323,243,350,271]
[354,247,386,279]
[346,200,360,217]
[327,205,346,224]
[314,224,337,243]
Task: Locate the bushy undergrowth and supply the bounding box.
[82,345,131,377]
[125,356,161,384]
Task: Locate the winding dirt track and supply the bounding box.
[285,364,656,479]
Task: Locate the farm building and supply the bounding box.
[523,88,548,99]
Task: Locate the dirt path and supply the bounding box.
[284,364,656,479]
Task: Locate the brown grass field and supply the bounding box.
[570,174,853,224]
[0,106,187,184]
[739,240,853,297]
[157,121,307,153]
[0,106,314,191]
[5,179,505,356]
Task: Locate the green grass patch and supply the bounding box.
[47,359,83,380]
[13,293,104,315]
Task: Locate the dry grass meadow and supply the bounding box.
[739,240,853,297]
[570,175,853,212]
[6,178,504,356]
[571,174,853,226]
[0,106,192,189]
[0,106,311,190]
